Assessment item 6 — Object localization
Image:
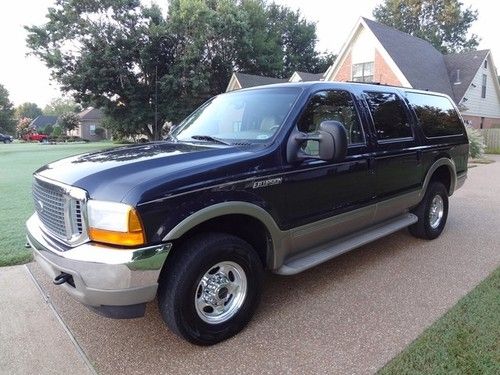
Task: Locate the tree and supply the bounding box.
[373,0,480,53]
[16,117,35,138]
[16,102,43,120]
[26,0,324,140]
[44,98,81,116]
[57,112,80,132]
[0,84,16,134]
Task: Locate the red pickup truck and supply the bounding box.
[23,133,48,142]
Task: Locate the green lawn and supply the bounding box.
[0,142,118,266]
[380,267,500,374]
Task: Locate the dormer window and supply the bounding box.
[482,74,487,98]
[484,60,488,69]
[352,62,374,82]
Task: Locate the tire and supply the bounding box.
[409,181,449,240]
[157,232,264,345]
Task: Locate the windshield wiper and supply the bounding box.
[190,135,231,145]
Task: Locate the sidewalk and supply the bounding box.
[0,265,94,375]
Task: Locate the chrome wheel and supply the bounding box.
[429,195,444,229]
[194,261,247,324]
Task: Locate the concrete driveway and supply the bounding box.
[25,156,500,374]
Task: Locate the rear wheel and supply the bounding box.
[409,181,449,240]
[157,232,264,345]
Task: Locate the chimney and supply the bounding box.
[454,69,461,85]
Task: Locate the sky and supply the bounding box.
[0,0,498,107]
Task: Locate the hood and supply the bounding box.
[35,141,262,203]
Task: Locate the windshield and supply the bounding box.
[171,87,301,144]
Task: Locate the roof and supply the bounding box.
[361,17,454,98]
[78,107,104,120]
[30,115,58,129]
[293,71,324,82]
[234,73,287,88]
[444,50,490,102]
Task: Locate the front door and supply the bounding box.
[282,89,375,254]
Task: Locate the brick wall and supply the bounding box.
[374,50,402,86]
[332,51,352,81]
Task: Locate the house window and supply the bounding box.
[481,74,487,98]
[89,124,96,136]
[352,62,374,82]
[484,60,487,69]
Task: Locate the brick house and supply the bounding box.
[68,107,110,140]
[325,18,500,129]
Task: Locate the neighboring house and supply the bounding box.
[289,71,324,82]
[68,107,110,140]
[226,72,287,91]
[30,115,58,131]
[325,17,500,129]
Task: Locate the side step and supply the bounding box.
[276,213,418,275]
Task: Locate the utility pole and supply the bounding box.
[154,64,159,140]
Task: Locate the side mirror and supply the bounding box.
[287,120,348,163]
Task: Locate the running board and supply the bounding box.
[276,213,418,275]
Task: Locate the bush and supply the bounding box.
[51,125,62,137]
[466,125,486,159]
[40,124,53,135]
[94,127,106,137]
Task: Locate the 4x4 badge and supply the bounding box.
[252,177,282,189]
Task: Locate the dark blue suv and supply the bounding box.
[26,82,468,345]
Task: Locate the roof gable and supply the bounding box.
[361,18,454,98]
[444,50,490,102]
[78,107,103,120]
[290,71,324,82]
[234,73,286,88]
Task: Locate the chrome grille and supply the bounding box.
[32,177,87,244]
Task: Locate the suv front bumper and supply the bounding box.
[26,214,171,318]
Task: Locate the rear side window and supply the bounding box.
[365,92,412,140]
[406,92,464,137]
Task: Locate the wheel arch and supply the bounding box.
[162,202,285,269]
[421,157,457,198]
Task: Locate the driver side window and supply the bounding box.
[298,90,364,149]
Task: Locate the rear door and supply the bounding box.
[363,91,422,216]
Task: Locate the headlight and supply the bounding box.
[87,200,145,246]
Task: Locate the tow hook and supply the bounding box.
[54,272,73,286]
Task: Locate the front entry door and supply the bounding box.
[281,90,375,254]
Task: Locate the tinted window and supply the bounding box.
[365,92,412,140]
[298,90,364,145]
[406,92,464,137]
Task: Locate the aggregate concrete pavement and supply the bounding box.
[0,266,94,375]
[27,156,500,375]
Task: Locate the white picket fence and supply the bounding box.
[481,128,500,151]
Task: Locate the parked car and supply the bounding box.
[26,82,468,345]
[23,133,48,142]
[0,133,13,143]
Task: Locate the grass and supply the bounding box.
[380,267,500,374]
[0,142,118,267]
[485,148,500,154]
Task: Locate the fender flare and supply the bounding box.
[162,201,285,268]
[420,157,457,199]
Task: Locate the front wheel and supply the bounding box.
[409,181,449,240]
[157,233,264,345]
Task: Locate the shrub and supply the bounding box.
[466,125,486,159]
[94,127,106,137]
[51,125,62,137]
[40,124,53,135]
[16,117,34,139]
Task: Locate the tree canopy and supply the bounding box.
[16,102,43,120]
[373,0,480,53]
[44,98,82,116]
[0,84,16,134]
[57,112,80,132]
[26,0,326,140]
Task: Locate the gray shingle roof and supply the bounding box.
[444,50,489,102]
[294,71,324,81]
[30,115,58,130]
[362,17,454,99]
[78,107,103,120]
[235,73,287,88]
